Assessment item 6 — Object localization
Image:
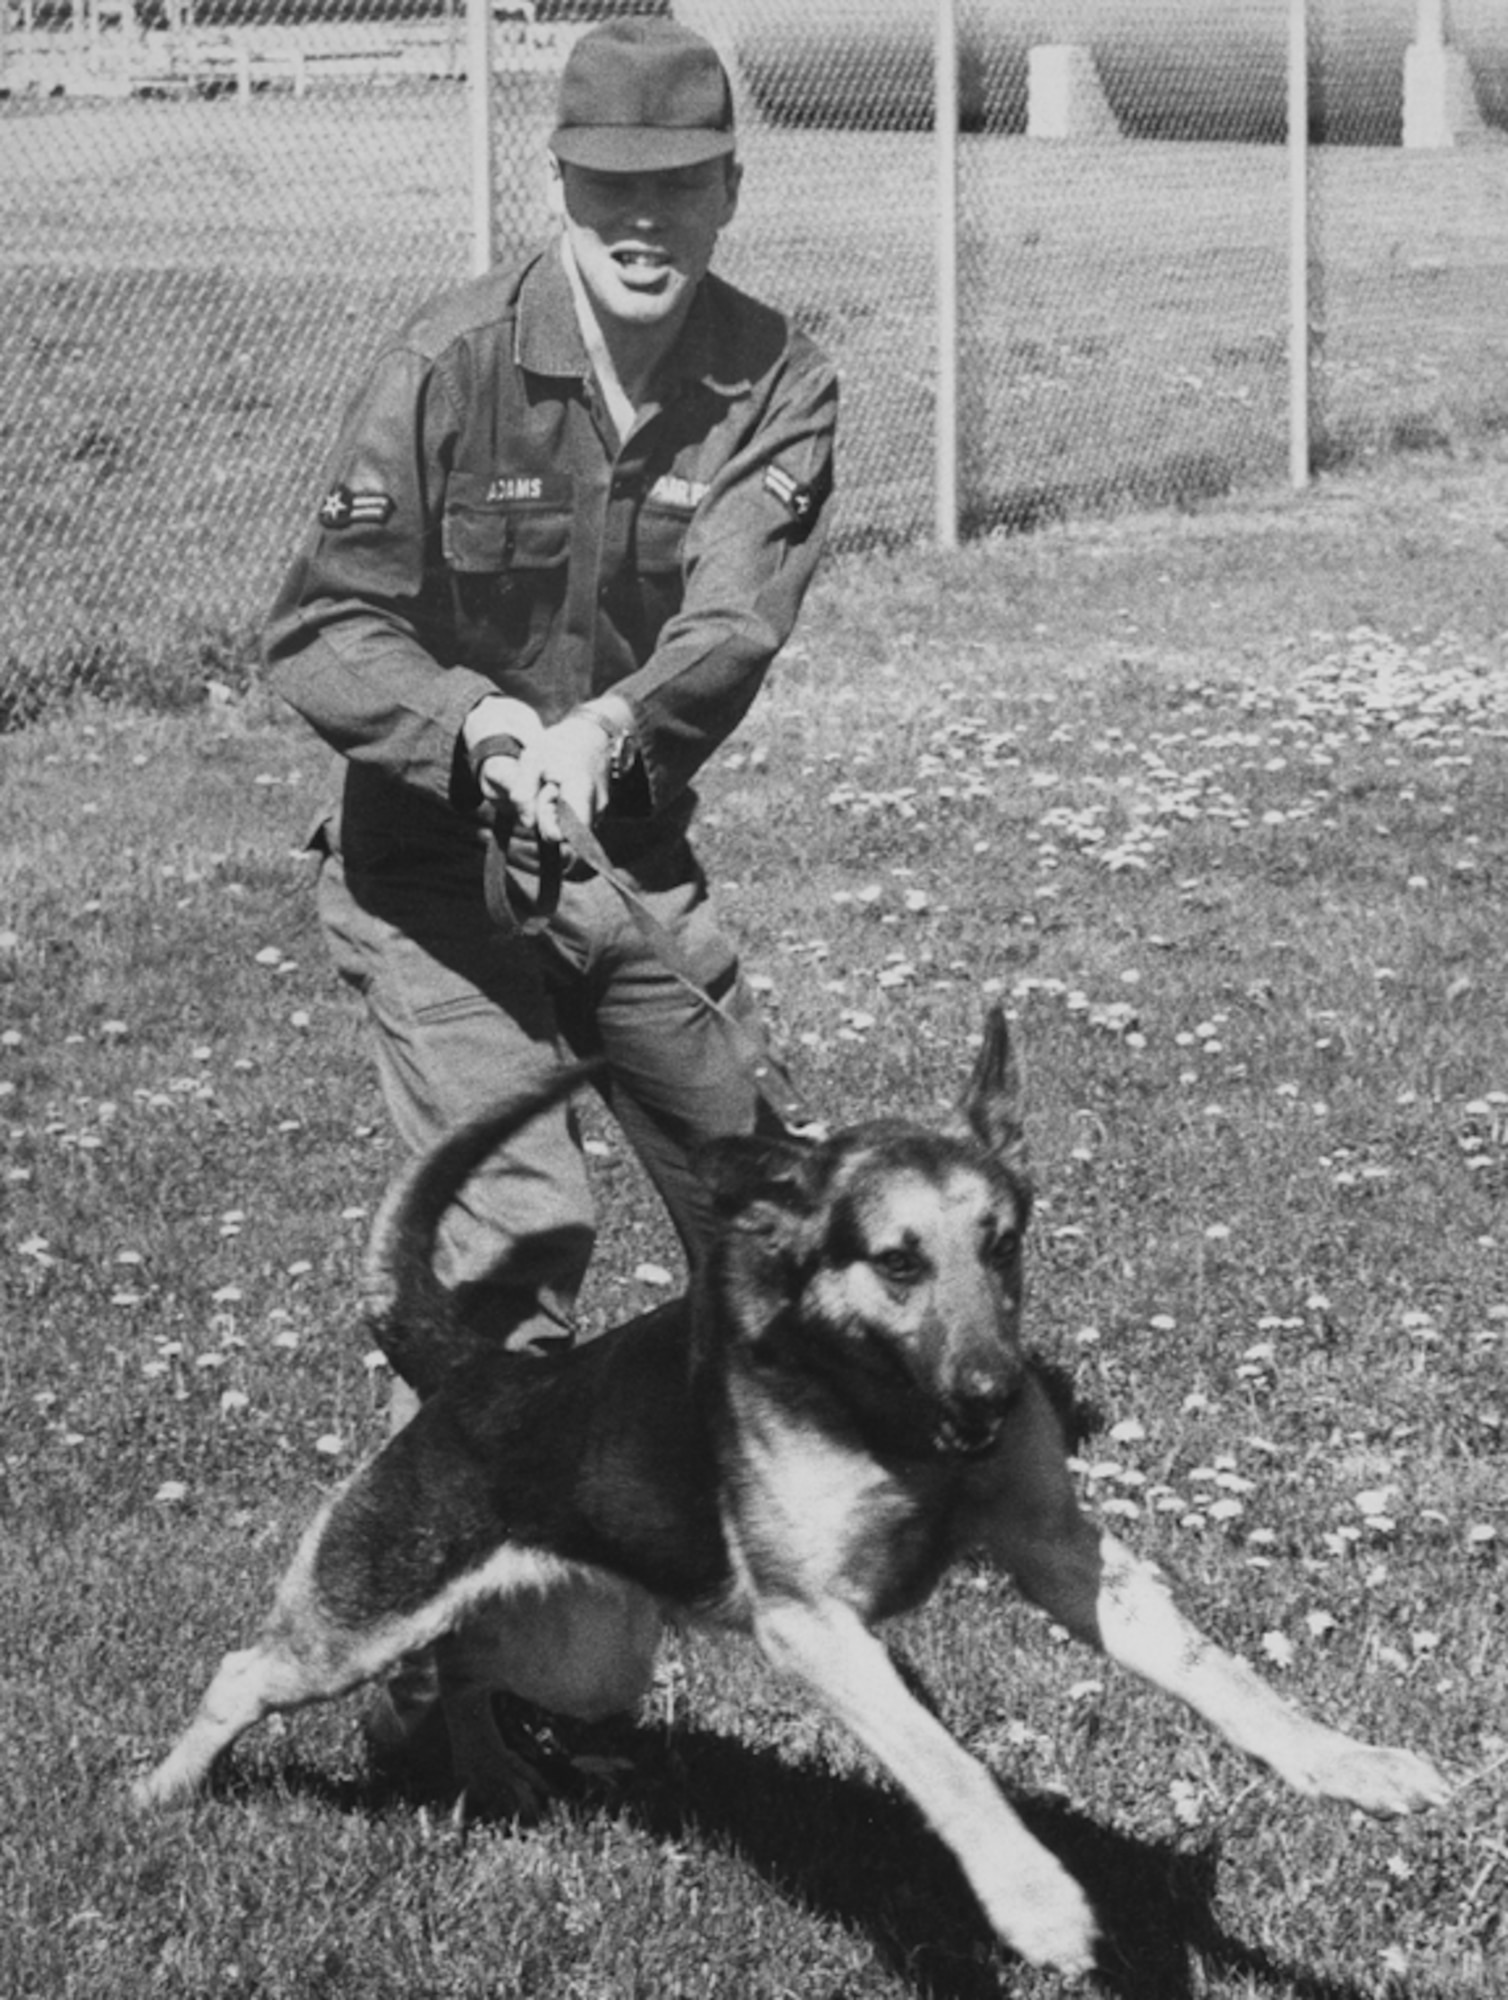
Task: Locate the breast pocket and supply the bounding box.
[628,502,691,644]
[634,502,691,580]
[443,482,573,669]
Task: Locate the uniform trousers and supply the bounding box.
[315,808,770,1357]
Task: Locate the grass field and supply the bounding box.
[3,442,1507,1996]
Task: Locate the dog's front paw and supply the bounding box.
[1311,1740,1452,1818]
[986,1856,1100,1977]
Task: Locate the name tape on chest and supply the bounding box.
[484,472,574,508]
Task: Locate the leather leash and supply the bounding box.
[483,800,811,1132]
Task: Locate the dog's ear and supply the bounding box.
[698,1132,819,1224]
[958,1005,1029,1176]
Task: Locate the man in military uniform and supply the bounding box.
[268,20,837,1368]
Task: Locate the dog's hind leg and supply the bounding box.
[130,1634,317,1809]
[131,1500,440,1811]
[132,1586,453,1812]
[750,1596,1099,1977]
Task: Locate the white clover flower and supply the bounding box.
[1169,1779,1204,1827]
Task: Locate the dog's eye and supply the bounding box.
[871,1246,925,1286]
[988,1228,1020,1269]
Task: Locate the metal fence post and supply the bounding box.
[467,0,495,278]
[1288,0,1311,488]
[935,0,959,549]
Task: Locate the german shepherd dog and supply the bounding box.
[133,1009,1448,1976]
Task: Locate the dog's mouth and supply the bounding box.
[932,1406,1009,1458]
[830,1326,1020,1460]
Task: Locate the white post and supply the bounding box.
[467,0,496,278]
[1287,0,1310,489]
[935,0,959,549]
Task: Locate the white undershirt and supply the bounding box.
[559,237,638,447]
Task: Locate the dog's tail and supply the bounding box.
[360,1061,601,1396]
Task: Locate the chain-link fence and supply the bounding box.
[3,0,1506,724]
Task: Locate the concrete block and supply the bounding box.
[1027,44,1121,143]
[1403,39,1488,147]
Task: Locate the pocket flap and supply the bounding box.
[443,473,574,572]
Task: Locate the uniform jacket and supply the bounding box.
[266,244,837,858]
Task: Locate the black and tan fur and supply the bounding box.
[132,1009,1449,1976]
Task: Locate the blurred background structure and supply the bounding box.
[3,0,1506,721]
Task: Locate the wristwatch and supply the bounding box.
[578,702,638,788]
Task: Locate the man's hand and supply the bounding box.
[513,705,624,844]
[464,694,633,845]
[463,694,544,822]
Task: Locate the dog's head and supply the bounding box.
[702,1007,1033,1460]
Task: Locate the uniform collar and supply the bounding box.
[513,246,753,402]
[513,249,589,378]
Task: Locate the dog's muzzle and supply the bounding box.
[932,1388,1014,1458]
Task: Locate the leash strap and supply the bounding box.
[483,802,810,1131]
[483,816,562,937]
